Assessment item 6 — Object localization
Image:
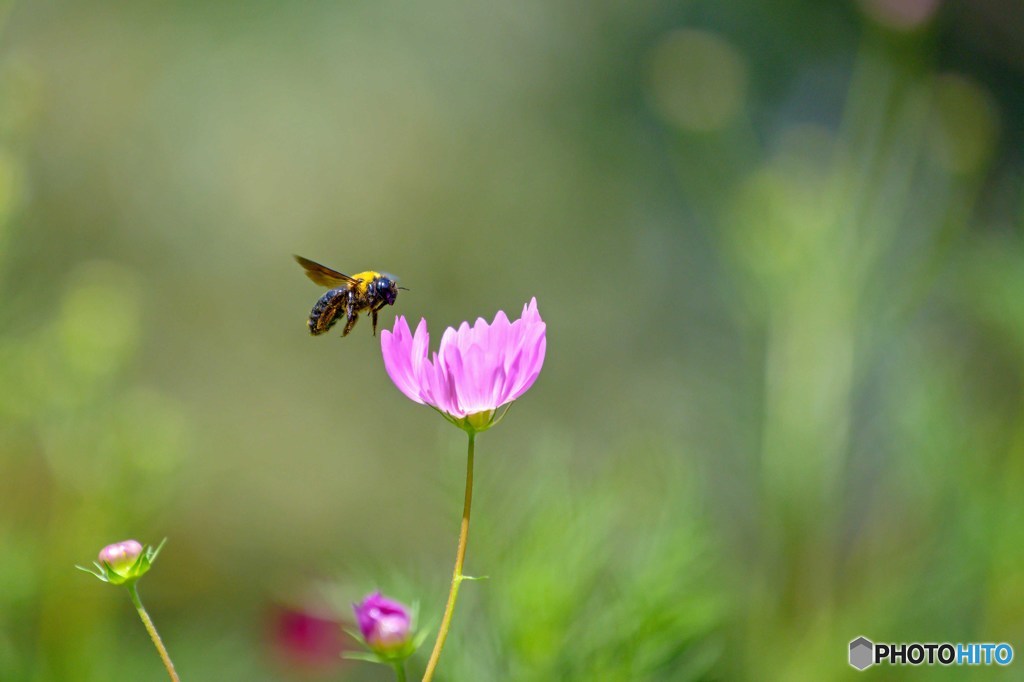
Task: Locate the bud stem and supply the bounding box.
[392,660,408,682]
[127,583,181,682]
[421,431,475,682]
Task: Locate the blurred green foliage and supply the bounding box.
[1,0,1023,680]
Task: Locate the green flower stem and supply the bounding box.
[393,660,408,682]
[127,583,180,682]
[421,431,475,682]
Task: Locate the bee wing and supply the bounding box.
[294,255,358,287]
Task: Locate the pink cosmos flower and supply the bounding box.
[381,298,546,432]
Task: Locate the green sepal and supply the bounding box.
[101,560,132,585]
[431,403,514,435]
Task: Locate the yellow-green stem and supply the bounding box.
[421,432,475,682]
[127,583,180,682]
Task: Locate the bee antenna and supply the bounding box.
[398,286,410,291]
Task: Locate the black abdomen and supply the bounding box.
[308,288,348,335]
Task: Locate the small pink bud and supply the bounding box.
[98,540,144,575]
[353,592,412,656]
[78,538,164,586]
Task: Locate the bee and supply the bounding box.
[294,255,403,337]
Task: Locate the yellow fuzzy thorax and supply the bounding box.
[350,271,382,294]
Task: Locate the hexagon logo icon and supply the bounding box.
[849,636,874,670]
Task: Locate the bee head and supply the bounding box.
[375,276,399,305]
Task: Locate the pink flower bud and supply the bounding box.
[353,592,412,655]
[79,538,164,586]
[98,540,144,575]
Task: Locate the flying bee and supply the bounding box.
[294,255,404,337]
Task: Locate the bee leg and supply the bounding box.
[371,309,379,336]
[342,290,359,337]
[342,313,359,336]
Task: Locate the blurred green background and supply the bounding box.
[2,0,1023,679]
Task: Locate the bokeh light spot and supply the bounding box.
[858,0,942,31]
[646,29,748,133]
[58,262,142,379]
[727,126,838,282]
[927,73,998,175]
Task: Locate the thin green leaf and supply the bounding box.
[411,627,432,650]
[149,537,168,560]
[343,627,367,646]
[342,651,387,664]
[75,564,105,580]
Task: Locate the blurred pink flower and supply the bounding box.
[381,298,546,431]
[270,601,345,672]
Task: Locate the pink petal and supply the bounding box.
[381,317,425,405]
[454,342,491,415]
